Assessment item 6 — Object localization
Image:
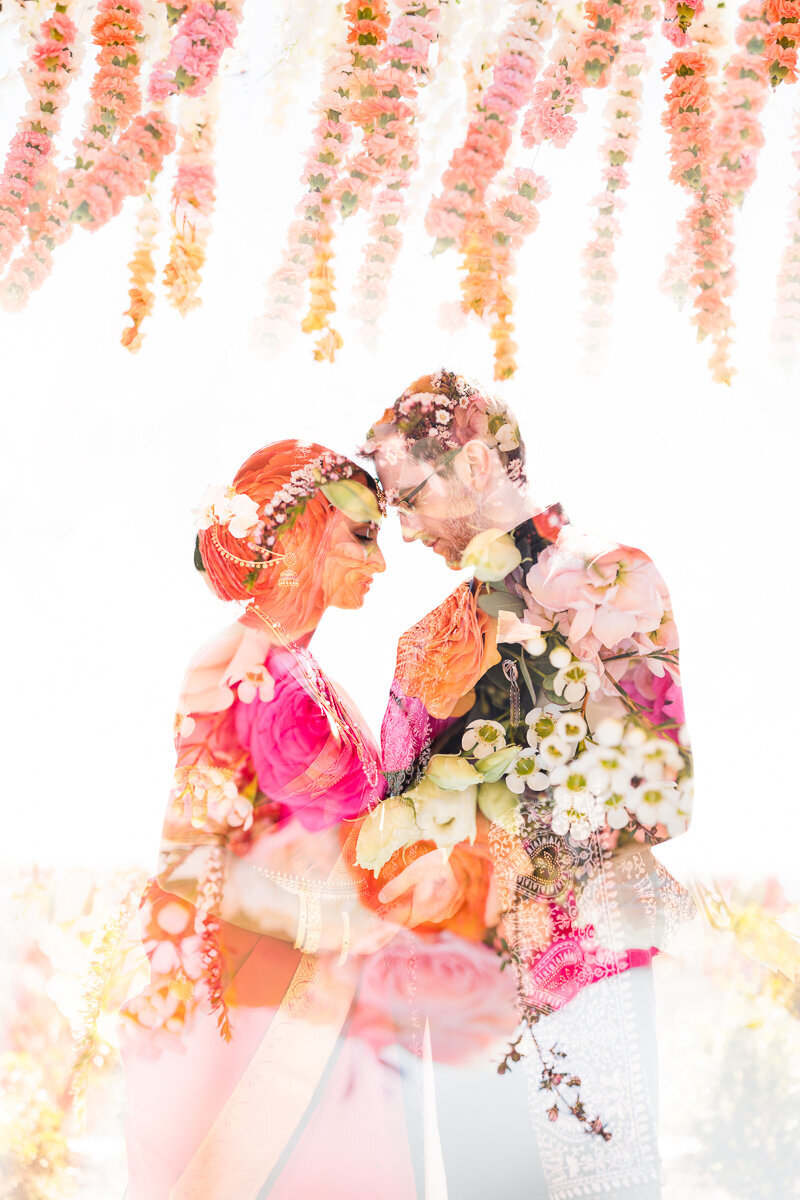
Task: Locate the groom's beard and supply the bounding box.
[424,510,483,568]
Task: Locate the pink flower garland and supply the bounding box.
[661,0,706,47]
[1,0,145,312]
[521,0,641,151]
[693,0,771,381]
[579,4,659,360]
[67,109,177,227]
[349,1,442,338]
[2,0,240,313]
[148,0,242,100]
[0,3,80,279]
[64,0,241,231]
[660,1,772,382]
[713,0,771,206]
[426,0,554,256]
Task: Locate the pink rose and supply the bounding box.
[527,526,668,651]
[234,647,384,831]
[350,931,519,1065]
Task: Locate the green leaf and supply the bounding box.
[321,478,382,524]
[476,591,525,619]
[474,745,520,782]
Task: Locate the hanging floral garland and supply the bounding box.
[0,0,241,318]
[1,0,800,381]
[0,2,81,292]
[426,0,553,256]
[120,187,160,350]
[763,0,800,85]
[254,16,370,358]
[0,0,150,311]
[659,0,773,383]
[68,0,242,228]
[349,0,442,343]
[521,0,644,151]
[694,0,771,382]
[579,1,660,364]
[772,101,800,364]
[658,5,726,366]
[257,0,443,361]
[163,84,219,316]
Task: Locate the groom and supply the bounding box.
[359,368,695,1200]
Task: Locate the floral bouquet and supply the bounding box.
[356,525,693,875]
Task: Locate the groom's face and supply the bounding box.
[371,435,481,568]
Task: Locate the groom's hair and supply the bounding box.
[361,368,527,485]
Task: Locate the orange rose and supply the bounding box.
[394,584,500,719]
[341,815,496,943]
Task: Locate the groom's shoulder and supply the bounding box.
[544,516,665,569]
[400,582,475,637]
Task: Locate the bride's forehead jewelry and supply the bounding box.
[194,450,383,573]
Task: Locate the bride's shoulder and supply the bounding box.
[177,620,272,717]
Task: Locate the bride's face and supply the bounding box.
[320,509,386,610]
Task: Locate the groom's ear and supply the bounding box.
[454,439,494,494]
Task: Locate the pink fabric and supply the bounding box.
[380,680,452,774]
[520,900,656,1014]
[234,647,384,830]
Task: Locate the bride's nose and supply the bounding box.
[369,544,387,573]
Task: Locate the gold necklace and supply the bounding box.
[246,604,380,791]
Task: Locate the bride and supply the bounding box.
[120,439,416,1199]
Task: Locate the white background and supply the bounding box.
[1,0,798,890]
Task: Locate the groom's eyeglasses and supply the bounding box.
[394,446,463,513]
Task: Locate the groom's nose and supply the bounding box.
[397,512,422,541]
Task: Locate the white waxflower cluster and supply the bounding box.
[462,707,691,843]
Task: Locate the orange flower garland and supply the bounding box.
[121,190,160,351]
[764,0,800,85]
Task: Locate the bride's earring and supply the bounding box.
[277,552,299,588]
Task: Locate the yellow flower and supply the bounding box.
[355,797,418,876]
[424,754,482,790]
[460,529,522,582]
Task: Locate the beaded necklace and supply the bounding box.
[246,603,380,792]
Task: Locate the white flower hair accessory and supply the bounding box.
[193,451,385,578]
[193,484,261,538]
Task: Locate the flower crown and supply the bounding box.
[193,449,385,573]
[361,368,526,484]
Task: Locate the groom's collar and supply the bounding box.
[511,501,569,563]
